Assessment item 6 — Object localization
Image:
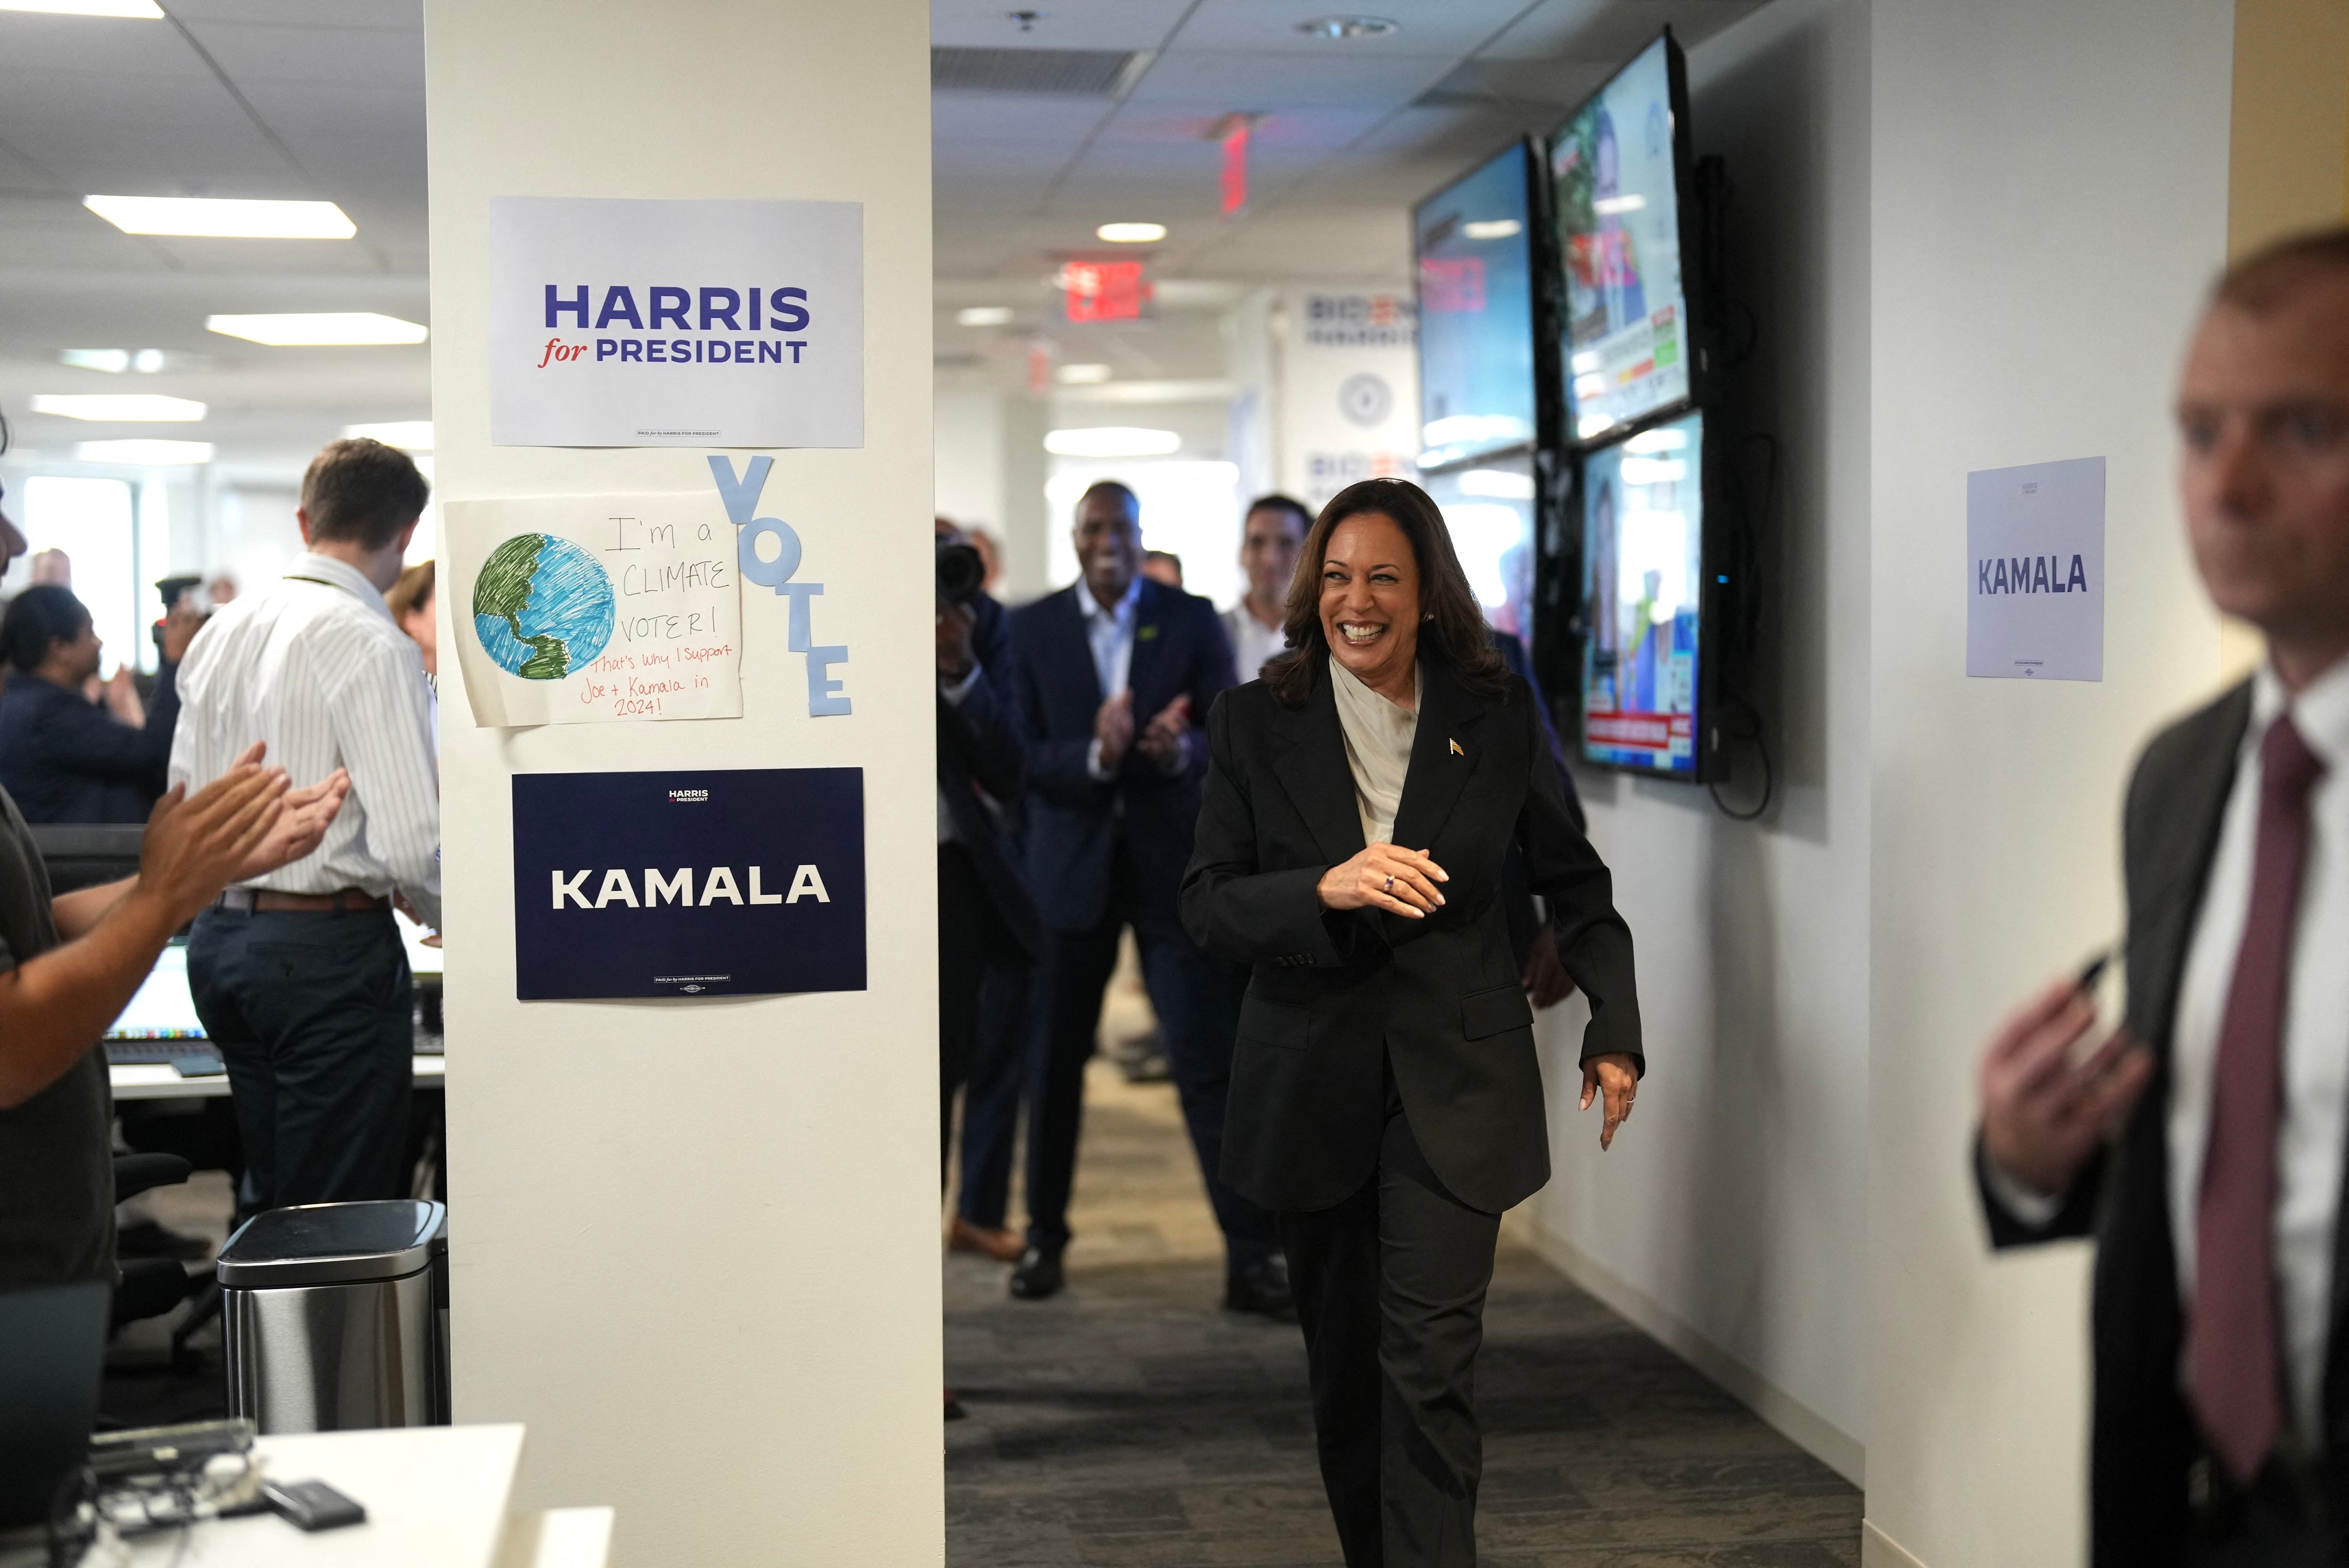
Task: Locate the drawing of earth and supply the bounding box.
[472,534,616,681]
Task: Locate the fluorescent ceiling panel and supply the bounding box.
[30,394,205,422]
[207,314,427,346]
[1044,426,1180,457]
[1,0,164,15]
[344,421,433,450]
[84,195,358,240]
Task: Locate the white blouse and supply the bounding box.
[1328,654,1420,844]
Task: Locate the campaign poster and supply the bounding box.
[1581,411,1703,775]
[488,195,864,449]
[1552,36,1689,443]
[445,492,742,728]
[1279,287,1421,512]
[511,768,866,1000]
[1966,456,2105,682]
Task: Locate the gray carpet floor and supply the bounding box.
[945,1057,1861,1568]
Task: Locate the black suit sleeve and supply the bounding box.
[1180,693,1348,967]
[1013,614,1105,809]
[1973,1134,2104,1247]
[42,664,179,785]
[1513,686,1642,1070]
[940,598,1025,804]
[1179,595,1237,782]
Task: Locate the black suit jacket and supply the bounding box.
[1490,628,1581,967]
[939,592,1042,964]
[1977,678,2318,1565]
[1011,579,1237,933]
[1179,654,1642,1215]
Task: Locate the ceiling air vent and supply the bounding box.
[932,46,1137,96]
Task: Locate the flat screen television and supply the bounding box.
[1577,408,1722,780]
[1412,139,1541,471]
[1550,30,1696,447]
[1422,452,1538,649]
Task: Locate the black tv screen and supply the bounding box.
[1551,32,1694,446]
[1579,408,1715,779]
[1412,139,1539,470]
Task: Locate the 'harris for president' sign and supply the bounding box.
[488,196,864,450]
[511,768,865,1000]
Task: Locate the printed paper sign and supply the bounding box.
[1966,456,2105,682]
[511,768,866,1000]
[445,492,741,727]
[488,195,863,448]
[1279,287,1421,510]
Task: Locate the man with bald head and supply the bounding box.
[1978,229,2349,1564]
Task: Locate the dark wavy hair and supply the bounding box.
[1,585,93,673]
[1261,478,1508,708]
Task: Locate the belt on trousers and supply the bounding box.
[214,887,389,914]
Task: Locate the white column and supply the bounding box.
[424,5,939,1564]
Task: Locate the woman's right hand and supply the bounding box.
[1317,843,1448,918]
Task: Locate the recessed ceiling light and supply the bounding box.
[344,421,434,451]
[1,0,164,16]
[956,306,1014,327]
[131,348,164,373]
[207,313,427,346]
[76,439,213,465]
[1461,219,1522,241]
[59,348,129,373]
[1056,363,1113,385]
[84,195,357,239]
[1296,15,1397,39]
[1096,222,1166,244]
[30,394,205,422]
[1044,426,1180,457]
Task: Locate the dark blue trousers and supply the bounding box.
[1023,843,1274,1271]
[954,965,1031,1229]
[188,906,413,1215]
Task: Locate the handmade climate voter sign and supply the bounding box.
[444,491,743,726]
[487,194,864,448]
[511,769,866,1000]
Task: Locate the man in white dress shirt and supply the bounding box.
[1221,494,1311,681]
[172,438,441,1214]
[1977,229,2349,1564]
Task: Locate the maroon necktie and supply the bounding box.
[2189,712,2327,1485]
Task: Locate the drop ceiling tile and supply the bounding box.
[236,79,424,137]
[180,19,424,88]
[1127,50,1449,108]
[0,14,216,79]
[933,94,1108,147]
[1095,106,1388,152]
[1167,0,1537,58]
[931,0,1195,52]
[164,0,420,27]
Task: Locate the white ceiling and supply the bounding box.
[0,0,1765,476]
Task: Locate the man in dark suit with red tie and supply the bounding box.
[1977,228,2349,1565]
[1007,480,1289,1317]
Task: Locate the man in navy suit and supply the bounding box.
[1008,480,1289,1316]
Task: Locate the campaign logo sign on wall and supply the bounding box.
[1965,455,2105,682]
[1279,287,1420,511]
[511,768,865,1000]
[488,195,863,449]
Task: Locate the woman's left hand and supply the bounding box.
[1579,1053,1638,1150]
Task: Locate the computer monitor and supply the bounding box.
[103,941,207,1042]
[1414,139,1542,471]
[1550,30,1697,448]
[1577,409,1724,780]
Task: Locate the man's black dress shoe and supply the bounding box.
[1009,1246,1065,1301]
[1226,1254,1297,1322]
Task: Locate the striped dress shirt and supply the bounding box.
[168,552,441,927]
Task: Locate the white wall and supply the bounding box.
[1864,2,2231,1564]
[424,3,940,1565]
[934,384,1003,536]
[1516,0,1875,1483]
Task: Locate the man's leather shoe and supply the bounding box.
[947,1217,1025,1263]
[1009,1246,1065,1301]
[1225,1254,1297,1322]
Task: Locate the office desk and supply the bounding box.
[110,1055,445,1102]
[97,1424,611,1568]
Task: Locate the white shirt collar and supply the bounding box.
[2252,655,2349,770]
[1078,576,1141,628]
[287,552,395,622]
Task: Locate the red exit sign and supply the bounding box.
[1063,261,1149,322]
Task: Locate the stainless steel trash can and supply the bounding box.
[217,1200,449,1434]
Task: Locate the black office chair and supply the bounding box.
[26,823,145,898]
[109,1154,196,1333]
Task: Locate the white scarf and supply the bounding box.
[1328,654,1420,846]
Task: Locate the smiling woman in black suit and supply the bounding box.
[1180,477,1643,1567]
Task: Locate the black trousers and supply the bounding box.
[954,964,1031,1229]
[1024,842,1275,1270]
[1280,1086,1502,1568]
[187,906,413,1214]
[939,844,1023,1179]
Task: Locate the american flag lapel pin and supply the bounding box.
[1449,738,1464,756]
